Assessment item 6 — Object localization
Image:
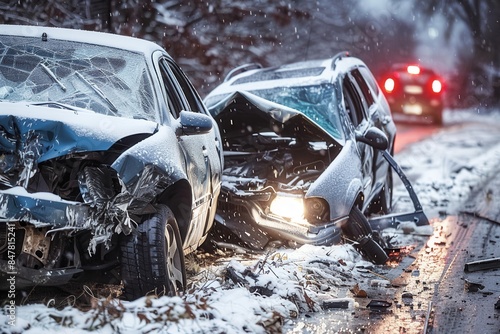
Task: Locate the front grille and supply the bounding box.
[217,201,248,216]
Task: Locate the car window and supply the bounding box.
[352,68,375,106]
[246,83,344,141]
[159,58,187,119]
[358,66,380,98]
[165,59,207,114]
[342,76,366,127]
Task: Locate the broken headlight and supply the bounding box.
[304,197,329,224]
[269,194,330,224]
[269,193,305,220]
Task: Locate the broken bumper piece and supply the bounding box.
[0,188,90,229]
[0,259,83,288]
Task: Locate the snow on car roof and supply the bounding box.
[232,66,327,85]
[206,56,366,98]
[0,24,162,55]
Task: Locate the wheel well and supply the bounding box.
[355,192,365,211]
[158,179,192,242]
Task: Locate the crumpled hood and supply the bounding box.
[210,91,338,144]
[0,101,158,163]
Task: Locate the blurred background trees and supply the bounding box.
[413,0,500,108]
[0,0,498,108]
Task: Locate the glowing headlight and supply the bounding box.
[269,193,304,220]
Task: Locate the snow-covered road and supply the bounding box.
[2,109,500,334]
[286,109,500,333]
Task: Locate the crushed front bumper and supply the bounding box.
[0,188,91,288]
[0,259,83,288]
[0,187,90,229]
[216,191,345,250]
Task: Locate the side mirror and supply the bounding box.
[177,110,213,136]
[356,127,388,150]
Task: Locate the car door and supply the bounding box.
[157,56,221,250]
[351,67,392,193]
[164,59,223,240]
[342,72,375,196]
[354,66,393,143]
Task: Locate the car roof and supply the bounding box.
[206,53,367,98]
[0,25,163,55]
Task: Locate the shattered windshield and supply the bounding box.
[0,35,156,120]
[248,84,343,140]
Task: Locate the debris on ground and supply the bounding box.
[464,279,485,292]
[366,300,392,309]
[401,291,413,299]
[464,257,500,272]
[350,283,368,298]
[322,299,351,309]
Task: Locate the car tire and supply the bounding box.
[342,206,388,265]
[120,204,186,300]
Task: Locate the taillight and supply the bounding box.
[407,65,420,75]
[384,78,395,93]
[431,79,442,93]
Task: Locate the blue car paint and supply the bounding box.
[0,104,166,245]
[0,102,158,164]
[0,188,89,228]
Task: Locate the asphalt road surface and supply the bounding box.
[286,119,500,333]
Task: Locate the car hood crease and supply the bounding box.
[0,102,158,163]
[212,91,338,144]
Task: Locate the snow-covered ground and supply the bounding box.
[395,108,500,217]
[2,108,500,334]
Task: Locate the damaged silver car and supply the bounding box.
[0,25,222,300]
[203,54,428,264]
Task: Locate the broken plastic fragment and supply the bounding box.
[464,257,500,272]
[367,300,392,308]
[322,299,350,309]
[464,279,485,292]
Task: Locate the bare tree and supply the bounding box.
[0,0,105,29]
[146,0,310,93]
[0,0,417,97]
[413,0,500,107]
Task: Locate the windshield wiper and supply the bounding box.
[30,101,96,114]
[75,71,118,115]
[30,101,76,111]
[40,62,67,92]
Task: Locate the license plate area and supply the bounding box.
[403,104,422,115]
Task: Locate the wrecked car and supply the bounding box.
[0,25,222,300]
[203,53,405,264]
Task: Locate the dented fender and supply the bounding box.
[112,126,187,186]
[0,104,190,253]
[306,140,363,219]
